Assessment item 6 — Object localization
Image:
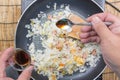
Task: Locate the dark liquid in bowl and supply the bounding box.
[14,50,31,66]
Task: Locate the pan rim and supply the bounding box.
[91,0,105,11]
[15,0,106,80]
[14,0,37,48]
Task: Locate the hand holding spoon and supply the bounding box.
[56,18,112,32]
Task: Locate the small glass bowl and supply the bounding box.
[9,48,31,71]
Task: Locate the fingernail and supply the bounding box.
[92,17,100,24]
[26,66,34,73]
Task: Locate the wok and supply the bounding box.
[15,0,106,80]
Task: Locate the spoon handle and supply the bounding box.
[76,22,112,26]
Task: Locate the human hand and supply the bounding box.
[0,48,34,80]
[80,13,120,77]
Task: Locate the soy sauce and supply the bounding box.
[56,19,70,29]
[13,49,31,66]
[56,19,72,32]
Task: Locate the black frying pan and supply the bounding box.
[15,0,106,80]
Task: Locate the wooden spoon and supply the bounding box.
[67,14,85,40]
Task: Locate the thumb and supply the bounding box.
[92,17,113,40]
[17,66,34,80]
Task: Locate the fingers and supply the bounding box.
[0,48,14,62]
[80,16,113,43]
[18,66,34,80]
[80,27,98,43]
[80,13,115,43]
[80,36,100,43]
[0,48,14,77]
[80,31,97,38]
[81,26,93,32]
[87,12,119,22]
[91,17,114,41]
[87,12,107,21]
[111,26,120,36]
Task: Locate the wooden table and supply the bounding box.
[0,0,120,80]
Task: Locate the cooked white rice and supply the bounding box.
[25,4,101,80]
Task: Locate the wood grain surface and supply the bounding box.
[0,0,120,80]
